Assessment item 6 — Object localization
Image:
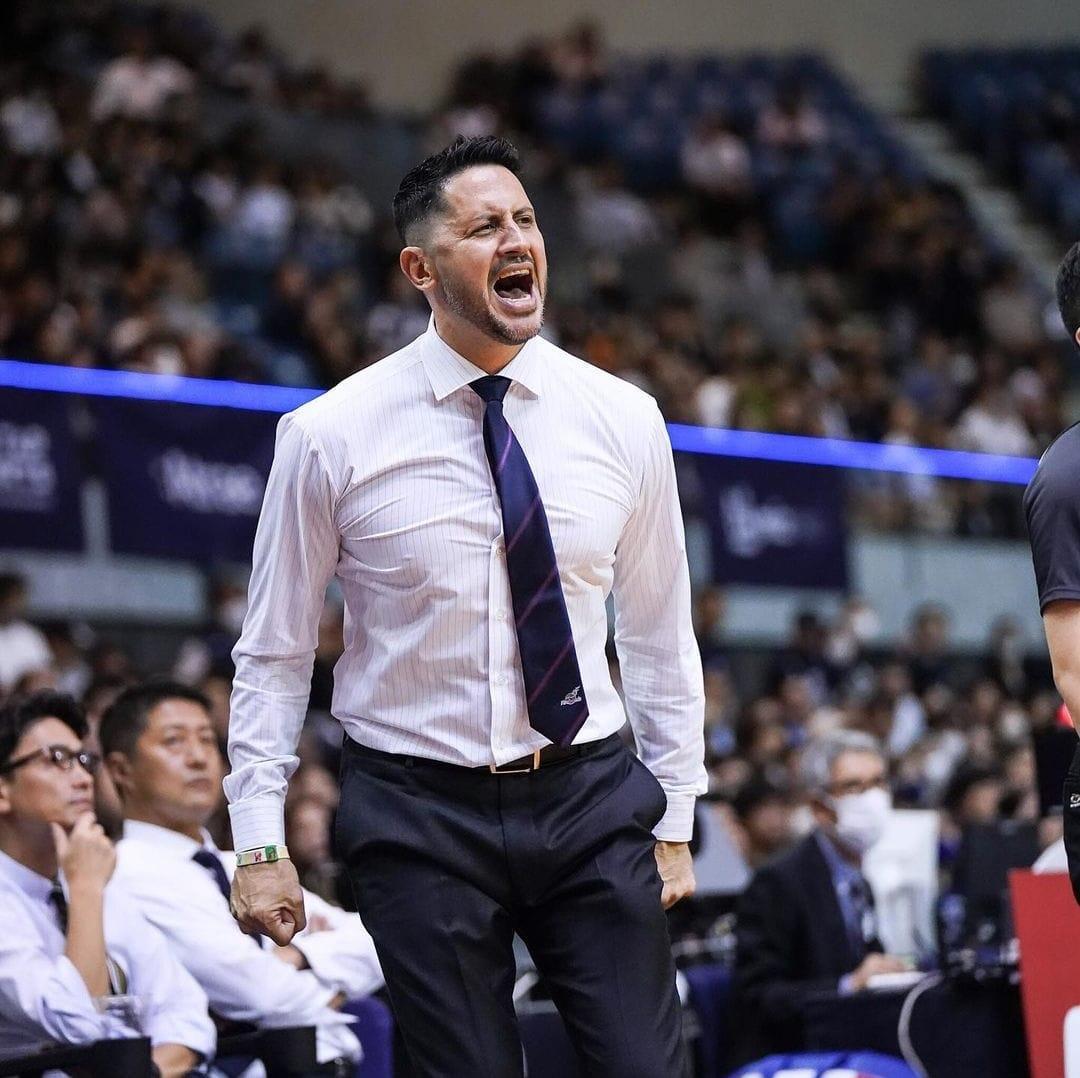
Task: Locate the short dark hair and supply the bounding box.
[392,135,521,244]
[1054,244,1080,341]
[732,777,786,822]
[0,573,26,603]
[1056,241,1080,342]
[0,692,88,770]
[99,680,211,759]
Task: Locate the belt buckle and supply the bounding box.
[490,749,541,774]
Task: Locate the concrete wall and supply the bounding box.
[177,0,1080,110]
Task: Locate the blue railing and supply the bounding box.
[0,358,1039,486]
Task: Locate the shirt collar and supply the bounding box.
[420,315,544,402]
[0,847,54,902]
[122,818,207,858]
[815,828,862,886]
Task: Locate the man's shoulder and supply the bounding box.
[752,833,824,886]
[1025,421,1080,513]
[114,836,200,895]
[286,340,426,437]
[540,338,659,415]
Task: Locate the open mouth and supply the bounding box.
[492,265,537,309]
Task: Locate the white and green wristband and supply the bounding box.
[235,844,290,868]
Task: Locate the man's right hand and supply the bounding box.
[848,952,913,992]
[229,859,307,946]
[51,813,115,894]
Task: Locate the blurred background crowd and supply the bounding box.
[0,0,1070,903]
[0,3,1071,540]
[5,1,1080,1074]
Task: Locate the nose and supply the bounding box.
[187,743,211,770]
[498,221,528,256]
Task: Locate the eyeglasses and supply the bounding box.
[826,776,888,797]
[0,745,101,776]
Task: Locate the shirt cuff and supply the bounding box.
[838,973,856,995]
[228,794,286,852]
[653,792,696,842]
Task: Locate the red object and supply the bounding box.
[1058,703,1074,729]
[1010,870,1080,1078]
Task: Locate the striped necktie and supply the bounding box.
[471,376,589,747]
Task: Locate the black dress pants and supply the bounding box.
[335,733,686,1078]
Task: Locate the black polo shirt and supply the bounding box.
[1024,422,1080,611]
[1024,422,1080,906]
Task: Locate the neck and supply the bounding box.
[125,807,204,844]
[816,819,861,866]
[0,824,59,879]
[432,312,525,374]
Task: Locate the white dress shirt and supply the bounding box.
[115,820,381,1064]
[0,848,215,1062]
[226,319,706,849]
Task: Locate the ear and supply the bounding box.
[1074,327,1080,350]
[0,775,12,816]
[399,246,436,294]
[105,751,132,798]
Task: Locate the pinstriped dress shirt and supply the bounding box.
[225,319,706,849]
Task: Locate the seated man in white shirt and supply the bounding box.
[0,690,215,1076]
[101,680,383,1070]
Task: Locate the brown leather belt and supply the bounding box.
[486,743,583,774]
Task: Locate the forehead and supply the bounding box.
[145,698,214,733]
[16,716,80,753]
[439,165,531,221]
[831,749,884,780]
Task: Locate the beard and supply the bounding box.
[437,274,544,346]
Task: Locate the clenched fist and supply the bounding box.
[230,859,307,946]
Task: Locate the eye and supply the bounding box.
[472,223,494,235]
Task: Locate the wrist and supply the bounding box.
[235,844,290,868]
[65,878,106,902]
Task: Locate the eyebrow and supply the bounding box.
[464,206,535,225]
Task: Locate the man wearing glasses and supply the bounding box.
[730,730,910,1067]
[0,691,215,1076]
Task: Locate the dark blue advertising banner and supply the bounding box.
[95,399,278,562]
[0,389,84,551]
[686,453,849,589]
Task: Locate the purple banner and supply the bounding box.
[687,453,849,589]
[0,388,84,551]
[95,398,277,562]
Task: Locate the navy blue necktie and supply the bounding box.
[471,376,589,747]
[193,847,264,948]
[193,847,233,901]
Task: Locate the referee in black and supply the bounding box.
[1024,241,1080,899]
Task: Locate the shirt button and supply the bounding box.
[495,674,508,686]
[494,541,505,556]
[496,610,508,622]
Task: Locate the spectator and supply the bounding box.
[0,573,52,694]
[91,27,193,122]
[680,114,753,234]
[731,777,795,869]
[0,691,214,1075]
[732,731,910,1065]
[102,681,381,1069]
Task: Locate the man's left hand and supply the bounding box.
[654,841,695,909]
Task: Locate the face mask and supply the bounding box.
[790,803,816,838]
[832,786,891,855]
